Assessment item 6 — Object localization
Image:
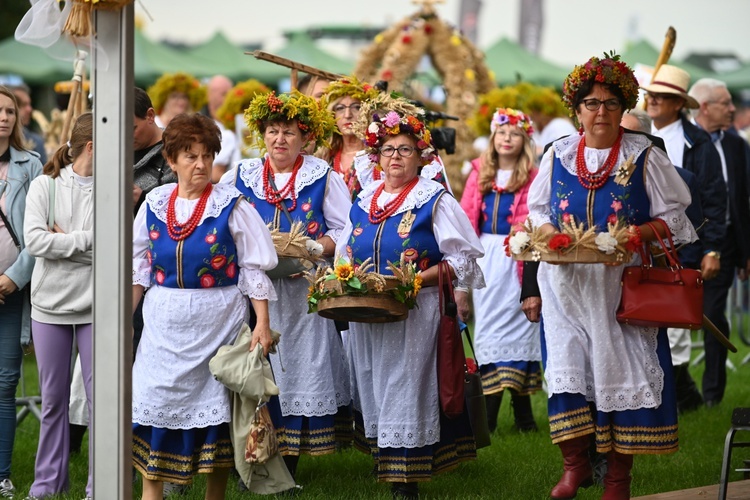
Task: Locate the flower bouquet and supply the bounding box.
[267,221,325,279]
[306,257,422,323]
[506,218,634,264]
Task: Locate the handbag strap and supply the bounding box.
[47,175,55,229]
[644,219,682,268]
[460,323,478,363]
[437,261,456,317]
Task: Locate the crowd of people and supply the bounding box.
[0,48,748,500]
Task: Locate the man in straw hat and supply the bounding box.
[641,64,728,413]
[688,77,750,408]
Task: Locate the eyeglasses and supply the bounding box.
[646,92,680,104]
[380,145,416,157]
[495,130,525,140]
[582,98,622,111]
[332,103,362,115]
[708,99,733,108]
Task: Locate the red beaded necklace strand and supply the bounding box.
[166,183,213,241]
[368,177,420,225]
[263,155,303,211]
[491,181,504,193]
[575,127,624,190]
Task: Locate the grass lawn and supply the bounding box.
[11,329,750,499]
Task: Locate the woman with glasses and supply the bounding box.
[335,101,485,498]
[526,54,697,499]
[458,108,541,435]
[0,86,43,499]
[318,77,378,198]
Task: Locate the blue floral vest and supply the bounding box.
[480,190,515,235]
[235,167,330,239]
[147,194,241,289]
[348,189,445,275]
[549,146,652,230]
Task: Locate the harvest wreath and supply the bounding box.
[506,218,637,264]
[266,221,324,279]
[306,257,422,323]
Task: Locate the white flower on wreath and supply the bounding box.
[368,122,380,134]
[595,232,618,255]
[306,239,324,257]
[509,231,531,254]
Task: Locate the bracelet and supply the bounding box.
[454,285,470,293]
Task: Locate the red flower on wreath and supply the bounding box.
[402,35,412,44]
[381,70,393,81]
[424,24,433,35]
[607,213,618,225]
[548,234,573,253]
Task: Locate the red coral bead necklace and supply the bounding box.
[369,176,420,224]
[576,127,624,190]
[263,155,303,211]
[166,183,213,241]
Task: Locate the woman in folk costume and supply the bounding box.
[335,102,485,499]
[459,108,542,434]
[220,91,352,482]
[131,113,277,499]
[526,53,697,499]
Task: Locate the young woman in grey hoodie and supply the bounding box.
[23,113,93,499]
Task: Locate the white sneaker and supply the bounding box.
[0,479,14,498]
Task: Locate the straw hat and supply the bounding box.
[641,65,699,109]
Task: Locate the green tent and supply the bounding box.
[717,63,750,92]
[272,31,352,76]
[0,36,74,85]
[483,37,570,88]
[185,31,286,84]
[621,40,714,81]
[133,29,212,86]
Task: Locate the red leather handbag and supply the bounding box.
[616,219,704,329]
[436,261,466,419]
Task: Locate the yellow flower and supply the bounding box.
[413,273,423,294]
[450,34,461,46]
[464,69,476,81]
[375,34,384,44]
[335,263,355,282]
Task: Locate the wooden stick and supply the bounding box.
[248,50,344,83]
[643,26,676,110]
[60,50,89,144]
[703,314,738,353]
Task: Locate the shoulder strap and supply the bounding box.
[48,176,55,229]
[0,182,20,249]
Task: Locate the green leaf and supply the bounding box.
[348,277,362,290]
[227,255,235,264]
[210,243,219,254]
[306,211,313,220]
[197,267,209,276]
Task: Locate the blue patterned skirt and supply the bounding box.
[132,423,234,484]
[480,360,542,396]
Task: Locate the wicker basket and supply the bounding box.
[513,247,630,264]
[315,278,409,324]
[267,233,320,279]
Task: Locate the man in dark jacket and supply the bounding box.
[689,78,750,407]
[641,65,728,412]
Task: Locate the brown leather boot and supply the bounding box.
[602,451,633,500]
[550,435,594,499]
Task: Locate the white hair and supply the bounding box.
[688,78,729,118]
[623,108,651,133]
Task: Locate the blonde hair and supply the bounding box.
[44,113,92,178]
[478,128,536,195]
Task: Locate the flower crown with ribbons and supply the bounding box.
[364,110,436,164]
[562,51,640,115]
[244,90,336,151]
[490,108,534,137]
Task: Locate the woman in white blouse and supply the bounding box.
[131,113,277,499]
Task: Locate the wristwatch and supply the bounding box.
[706,250,721,260]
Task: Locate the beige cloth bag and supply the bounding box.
[209,323,295,494]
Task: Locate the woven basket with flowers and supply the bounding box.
[267,221,325,279]
[306,257,422,323]
[507,217,637,264]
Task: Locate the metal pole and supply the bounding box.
[92,4,134,498]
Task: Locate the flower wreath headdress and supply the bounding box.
[561,51,640,116]
[354,93,436,165]
[216,79,270,130]
[147,72,206,115]
[490,108,535,137]
[244,90,337,151]
[321,75,380,110]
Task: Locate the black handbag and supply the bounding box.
[461,323,491,449]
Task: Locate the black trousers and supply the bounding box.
[702,229,739,403]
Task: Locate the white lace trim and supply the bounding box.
[238,268,277,300]
[656,208,696,245]
[132,402,230,429]
[146,182,241,225]
[132,269,150,288]
[446,254,485,289]
[546,327,664,412]
[553,133,651,176]
[420,159,443,181]
[237,155,330,200]
[366,423,440,449]
[277,390,350,417]
[356,177,443,216]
